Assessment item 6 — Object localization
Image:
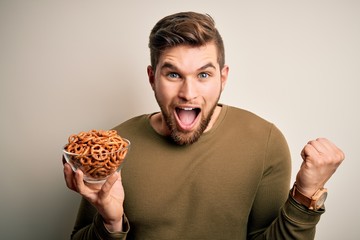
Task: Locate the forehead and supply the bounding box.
[157,43,219,71]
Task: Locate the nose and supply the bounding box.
[178,78,198,101]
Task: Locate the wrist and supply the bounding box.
[291,182,328,210]
[294,177,324,197]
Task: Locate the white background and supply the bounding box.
[0,1,359,239]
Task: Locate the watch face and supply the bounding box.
[316,191,328,209]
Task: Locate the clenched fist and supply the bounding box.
[295,138,345,197]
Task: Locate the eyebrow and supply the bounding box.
[160,62,217,71]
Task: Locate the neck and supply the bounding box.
[204,105,222,132]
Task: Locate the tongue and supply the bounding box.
[178,109,197,125]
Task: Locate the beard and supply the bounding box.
[155,95,220,146]
[166,108,213,145]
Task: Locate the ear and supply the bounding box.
[147,65,155,90]
[220,65,229,91]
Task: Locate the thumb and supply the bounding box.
[99,172,120,199]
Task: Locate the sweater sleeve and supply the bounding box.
[247,124,324,239]
[70,197,130,240]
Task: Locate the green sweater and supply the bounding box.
[71,104,323,239]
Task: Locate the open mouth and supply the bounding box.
[175,107,201,129]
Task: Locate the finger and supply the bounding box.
[300,148,306,160]
[63,163,77,191]
[99,172,119,200]
[316,138,346,160]
[313,138,335,154]
[74,169,87,194]
[307,139,328,154]
[301,143,319,161]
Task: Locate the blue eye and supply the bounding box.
[168,73,180,78]
[198,72,209,78]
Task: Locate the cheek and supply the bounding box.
[203,83,222,100]
[154,82,177,102]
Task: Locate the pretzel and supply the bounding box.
[64,129,129,181]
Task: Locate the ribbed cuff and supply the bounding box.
[93,213,130,239]
[283,193,325,225]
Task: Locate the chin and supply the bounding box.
[170,122,208,145]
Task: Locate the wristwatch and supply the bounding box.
[291,182,328,210]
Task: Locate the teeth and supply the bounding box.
[182,107,194,111]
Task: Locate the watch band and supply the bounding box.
[291,182,327,210]
[291,183,312,207]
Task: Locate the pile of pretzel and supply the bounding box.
[64,129,129,180]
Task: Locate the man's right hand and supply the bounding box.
[63,162,125,232]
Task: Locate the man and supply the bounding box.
[63,11,345,239]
